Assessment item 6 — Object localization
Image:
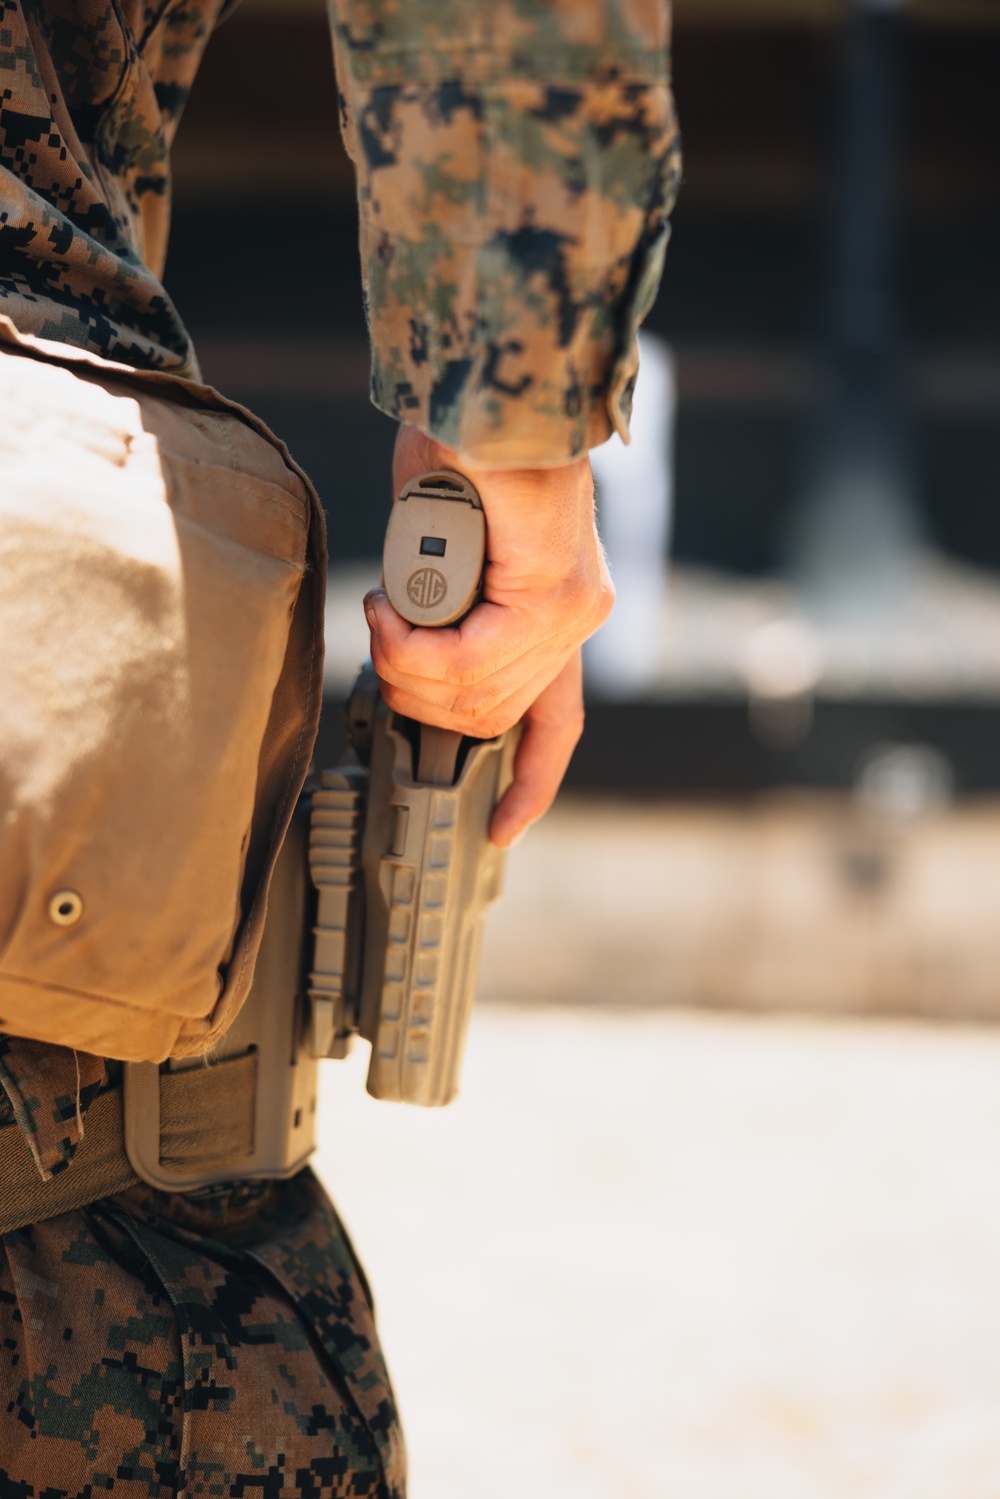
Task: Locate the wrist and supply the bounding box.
[393,424,588,491]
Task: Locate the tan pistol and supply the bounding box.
[308,469,518,1104]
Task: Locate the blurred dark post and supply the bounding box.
[789,0,920,612]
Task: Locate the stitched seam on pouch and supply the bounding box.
[0,969,193,1018]
[165,457,310,525]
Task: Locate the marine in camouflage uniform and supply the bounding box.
[0,0,679,1491]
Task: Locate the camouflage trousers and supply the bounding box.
[0,1168,406,1497]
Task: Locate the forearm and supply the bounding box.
[329,0,680,466]
[330,1,679,841]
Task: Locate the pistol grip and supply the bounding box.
[417,724,462,786]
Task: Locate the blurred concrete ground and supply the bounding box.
[477,795,1000,1020]
[315,1006,1000,1499]
[317,567,1000,1491]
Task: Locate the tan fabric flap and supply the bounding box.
[0,319,327,1063]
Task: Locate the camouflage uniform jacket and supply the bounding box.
[0,3,676,1487]
[0,0,680,465]
[0,0,679,1164]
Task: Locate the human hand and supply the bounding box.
[363,426,614,847]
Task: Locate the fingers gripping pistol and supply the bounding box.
[122,472,518,1192]
[309,469,518,1103]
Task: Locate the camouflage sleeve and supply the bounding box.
[328,0,681,467]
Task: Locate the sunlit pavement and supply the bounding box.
[477,797,1000,1020]
[315,1005,1000,1499]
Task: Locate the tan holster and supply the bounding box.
[0,804,313,1233]
[0,679,517,1229]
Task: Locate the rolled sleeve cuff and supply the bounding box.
[332,9,680,467]
[365,216,673,468]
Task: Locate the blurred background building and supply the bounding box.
[169,0,1000,1020]
[167,4,1000,1494]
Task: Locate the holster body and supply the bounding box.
[117,675,517,1192]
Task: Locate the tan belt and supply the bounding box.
[0,1052,258,1235]
[0,798,336,1234]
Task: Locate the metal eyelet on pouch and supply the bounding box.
[48,890,83,927]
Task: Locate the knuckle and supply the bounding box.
[450,653,491,689]
[564,707,586,745]
[370,638,399,677]
[480,705,519,739]
[527,794,553,825]
[559,566,607,627]
[451,694,513,739]
[453,682,503,722]
[591,599,613,634]
[475,716,511,741]
[374,662,405,694]
[558,571,590,617]
[379,680,406,714]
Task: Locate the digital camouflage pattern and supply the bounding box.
[0,1166,406,1496]
[0,0,678,463]
[330,0,681,464]
[0,0,236,375]
[0,1040,406,1493]
[0,0,677,1487]
[0,1035,106,1178]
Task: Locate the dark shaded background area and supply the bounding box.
[166,2,1000,571]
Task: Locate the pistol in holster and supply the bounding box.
[122,470,519,1192]
[309,660,518,1102]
